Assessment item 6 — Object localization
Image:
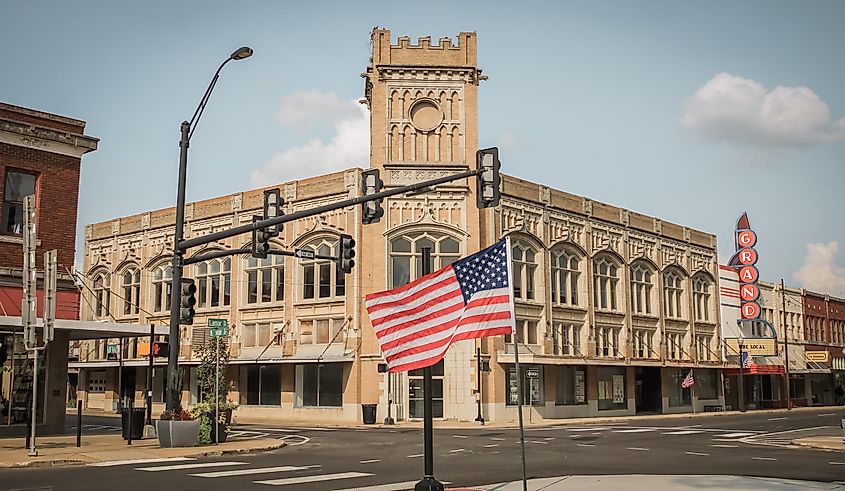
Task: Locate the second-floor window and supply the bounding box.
[122,268,140,315]
[93,273,110,318]
[630,263,653,315]
[553,323,581,356]
[511,241,538,300]
[633,329,653,358]
[595,326,620,357]
[196,258,231,308]
[389,233,461,288]
[664,271,684,319]
[693,277,711,322]
[666,332,684,360]
[246,255,284,305]
[697,334,713,361]
[299,317,346,345]
[152,264,172,313]
[2,169,37,235]
[593,257,619,311]
[551,249,579,306]
[301,240,344,300]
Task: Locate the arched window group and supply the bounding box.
[593,256,619,311]
[551,248,580,306]
[664,270,684,319]
[122,268,141,316]
[300,239,344,300]
[389,232,461,288]
[246,255,284,304]
[630,262,653,315]
[92,272,110,319]
[511,241,537,300]
[151,264,172,313]
[196,258,231,308]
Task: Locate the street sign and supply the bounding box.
[725,338,777,356]
[526,368,540,379]
[806,351,830,363]
[209,319,228,338]
[107,344,119,354]
[294,248,315,260]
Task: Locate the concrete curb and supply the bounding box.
[792,438,845,453]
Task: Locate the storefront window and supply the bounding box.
[597,367,626,410]
[245,364,281,406]
[409,360,444,418]
[506,365,543,406]
[297,364,343,407]
[555,366,586,405]
[668,368,692,406]
[695,368,719,399]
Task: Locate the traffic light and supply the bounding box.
[338,234,356,275]
[179,278,197,325]
[152,341,168,358]
[361,169,384,224]
[476,147,501,209]
[252,189,284,259]
[252,215,271,259]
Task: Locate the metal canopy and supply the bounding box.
[0,316,167,340]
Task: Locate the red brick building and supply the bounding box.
[802,291,845,405]
[0,102,98,431]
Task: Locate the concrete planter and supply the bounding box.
[155,420,200,448]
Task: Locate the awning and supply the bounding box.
[229,353,355,365]
[68,359,181,369]
[0,316,168,340]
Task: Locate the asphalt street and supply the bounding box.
[2,409,843,490]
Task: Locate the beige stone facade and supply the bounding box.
[73,29,725,423]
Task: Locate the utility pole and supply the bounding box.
[738,338,745,413]
[781,279,791,410]
[22,196,47,457]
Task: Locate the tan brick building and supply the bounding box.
[74,29,725,423]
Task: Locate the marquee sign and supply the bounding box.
[730,213,760,320]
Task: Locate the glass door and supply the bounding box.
[408,360,444,418]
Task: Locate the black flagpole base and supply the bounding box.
[414,477,445,491]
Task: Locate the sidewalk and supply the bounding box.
[450,475,845,490]
[0,433,284,468]
[794,436,845,452]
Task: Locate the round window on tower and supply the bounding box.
[408,99,443,132]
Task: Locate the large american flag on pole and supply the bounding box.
[365,239,514,373]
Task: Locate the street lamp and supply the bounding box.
[166,47,253,411]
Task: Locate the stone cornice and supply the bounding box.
[0,117,99,158]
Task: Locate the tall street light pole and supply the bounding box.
[167,47,253,411]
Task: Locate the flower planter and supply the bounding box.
[212,408,233,443]
[156,420,200,448]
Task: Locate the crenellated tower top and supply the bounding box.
[370,29,477,67]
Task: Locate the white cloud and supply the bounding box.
[496,130,524,151]
[251,92,369,186]
[680,73,845,147]
[793,241,845,295]
[273,89,363,132]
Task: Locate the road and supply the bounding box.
[2,409,843,490]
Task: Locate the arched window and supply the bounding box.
[389,232,461,288]
[511,240,538,301]
[246,255,284,305]
[301,239,344,300]
[693,276,711,322]
[196,258,231,308]
[664,270,684,319]
[92,272,110,319]
[151,264,172,313]
[593,256,619,311]
[121,267,141,316]
[551,248,580,306]
[630,262,654,315]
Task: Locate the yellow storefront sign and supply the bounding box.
[725,338,777,356]
[805,351,829,363]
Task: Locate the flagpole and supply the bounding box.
[505,237,528,491]
[415,247,443,491]
[691,368,696,414]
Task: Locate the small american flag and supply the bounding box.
[681,369,695,389]
[365,238,514,373]
[741,352,752,368]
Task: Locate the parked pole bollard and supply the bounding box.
[76,400,82,447]
[127,398,133,446]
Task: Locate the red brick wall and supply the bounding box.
[0,142,81,271]
[0,286,80,320]
[803,294,829,343]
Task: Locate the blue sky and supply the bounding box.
[2,0,844,293]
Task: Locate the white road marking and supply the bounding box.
[452,435,468,439]
[568,427,609,432]
[255,472,373,486]
[685,452,709,456]
[710,444,738,448]
[191,465,318,478]
[449,448,465,453]
[663,430,705,435]
[752,457,777,461]
[530,441,549,445]
[137,461,246,472]
[576,444,595,447]
[244,427,300,433]
[295,427,337,432]
[484,444,499,448]
[490,437,506,441]
[336,481,453,491]
[819,413,835,416]
[715,432,755,439]
[570,435,584,439]
[359,459,380,464]
[90,457,194,467]
[615,429,655,433]
[768,417,787,421]
[543,437,555,440]
[407,453,424,458]
[627,447,649,451]
[829,462,845,465]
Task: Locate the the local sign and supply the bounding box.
[294,248,315,259]
[208,318,228,337]
[731,213,761,320]
[806,351,830,363]
[725,338,776,356]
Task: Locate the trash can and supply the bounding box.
[362,404,378,425]
[121,407,146,440]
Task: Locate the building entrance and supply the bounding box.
[635,367,662,413]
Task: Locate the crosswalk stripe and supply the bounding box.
[568,427,609,432]
[255,472,372,486]
[138,461,247,472]
[90,457,194,467]
[716,432,755,438]
[190,465,319,478]
[614,429,654,433]
[663,430,704,435]
[336,480,452,491]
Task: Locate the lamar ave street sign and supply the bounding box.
[208,318,228,338]
[726,338,777,356]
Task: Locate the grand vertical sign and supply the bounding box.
[731,213,760,320]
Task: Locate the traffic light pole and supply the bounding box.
[146,324,154,425]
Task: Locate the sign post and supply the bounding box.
[208,319,228,445]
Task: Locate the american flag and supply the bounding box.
[741,352,752,368]
[681,369,695,389]
[365,238,514,373]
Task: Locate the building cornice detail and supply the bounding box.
[0,118,98,157]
